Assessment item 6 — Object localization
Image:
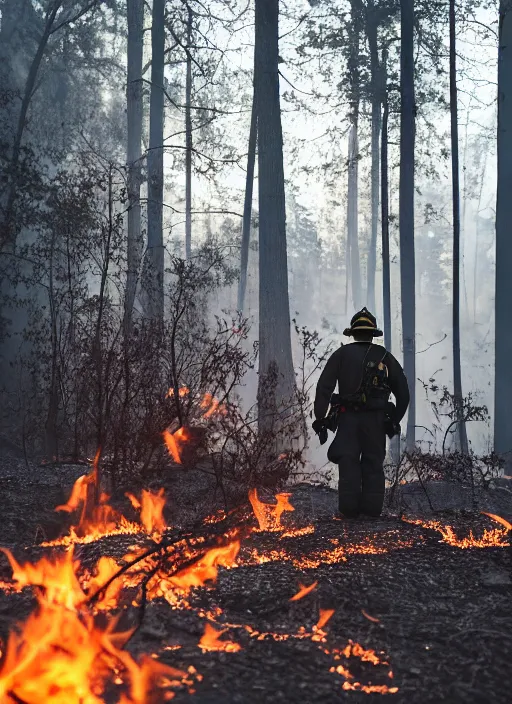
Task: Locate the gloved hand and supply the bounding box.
[312,418,328,445]
[384,402,400,439]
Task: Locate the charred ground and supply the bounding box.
[0,455,510,704]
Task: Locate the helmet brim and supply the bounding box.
[343,326,383,337]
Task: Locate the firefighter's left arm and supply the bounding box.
[314,348,342,420]
[386,353,410,423]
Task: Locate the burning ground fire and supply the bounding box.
[402,514,512,548]
[0,448,510,701]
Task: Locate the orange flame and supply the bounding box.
[403,517,510,548]
[0,547,198,702]
[55,447,101,514]
[87,555,123,611]
[198,623,241,652]
[481,512,512,531]
[342,640,386,666]
[126,488,167,534]
[168,541,240,591]
[200,392,226,419]
[51,449,144,546]
[248,488,294,531]
[163,427,191,464]
[361,609,380,623]
[316,609,335,630]
[0,548,84,610]
[145,541,241,605]
[0,602,192,702]
[167,386,190,398]
[289,581,318,602]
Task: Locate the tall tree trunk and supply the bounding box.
[399,0,416,451]
[449,0,468,454]
[238,96,257,312]
[494,0,512,456]
[473,152,487,322]
[381,52,391,352]
[347,124,361,310]
[381,50,399,463]
[0,1,62,251]
[347,0,362,310]
[366,8,381,313]
[255,0,295,430]
[185,2,193,260]
[145,0,165,323]
[124,0,144,334]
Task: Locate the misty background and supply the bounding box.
[0,0,501,477]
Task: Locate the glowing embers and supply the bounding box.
[244,533,408,570]
[280,525,315,539]
[326,640,398,695]
[198,623,241,653]
[403,513,511,548]
[248,488,294,531]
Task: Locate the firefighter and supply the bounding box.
[313,308,409,518]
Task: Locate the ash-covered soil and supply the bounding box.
[0,453,511,704]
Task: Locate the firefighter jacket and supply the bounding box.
[314,342,410,423]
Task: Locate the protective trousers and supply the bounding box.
[327,410,386,517]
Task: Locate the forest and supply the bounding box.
[0,0,510,702]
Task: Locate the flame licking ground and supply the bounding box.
[145,540,241,606]
[316,609,335,630]
[126,488,167,535]
[55,448,101,515]
[4,469,511,698]
[198,623,241,653]
[248,488,295,531]
[289,581,318,602]
[50,451,143,547]
[0,548,84,610]
[403,516,511,548]
[0,549,198,702]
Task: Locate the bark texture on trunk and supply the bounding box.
[494,0,512,455]
[238,96,257,313]
[399,0,416,451]
[367,11,381,314]
[185,2,193,260]
[145,0,165,323]
[449,0,468,454]
[124,0,144,334]
[254,0,295,428]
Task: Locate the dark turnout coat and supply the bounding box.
[314,341,410,518]
[314,342,410,423]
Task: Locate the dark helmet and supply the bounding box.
[343,307,383,337]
